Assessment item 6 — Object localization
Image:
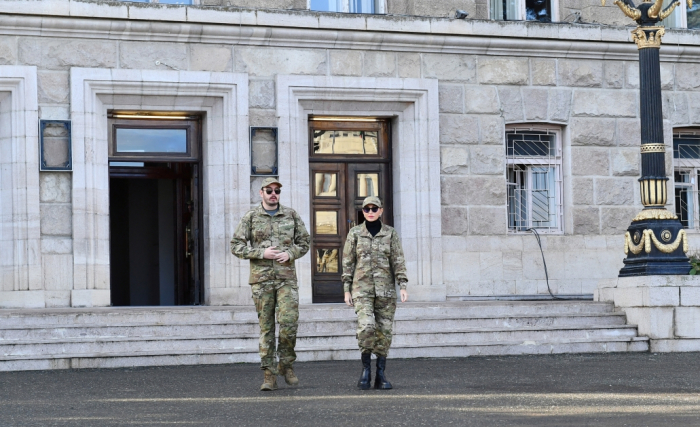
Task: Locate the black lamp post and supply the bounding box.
[604,0,692,276]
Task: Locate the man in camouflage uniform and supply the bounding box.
[342,196,408,390]
[231,177,310,391]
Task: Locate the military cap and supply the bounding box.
[260,177,283,189]
[362,196,382,208]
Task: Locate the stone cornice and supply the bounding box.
[3,0,700,62]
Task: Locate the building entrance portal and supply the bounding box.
[308,118,392,303]
[107,114,203,306]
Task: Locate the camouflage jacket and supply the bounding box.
[231,204,310,284]
[342,222,408,298]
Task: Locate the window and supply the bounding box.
[490,0,556,22]
[673,130,700,230]
[660,0,700,29]
[506,125,563,233]
[310,0,383,13]
[107,112,201,162]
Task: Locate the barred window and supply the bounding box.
[506,126,563,233]
[673,130,700,230]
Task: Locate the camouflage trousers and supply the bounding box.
[353,296,397,357]
[250,280,299,372]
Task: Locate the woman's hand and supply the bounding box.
[344,292,353,306]
[400,289,408,303]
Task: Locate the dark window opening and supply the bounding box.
[526,0,552,22]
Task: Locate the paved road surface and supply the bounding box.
[2,353,700,426]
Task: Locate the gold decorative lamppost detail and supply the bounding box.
[603,0,692,275]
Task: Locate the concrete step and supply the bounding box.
[0,301,615,327]
[0,325,641,358]
[0,335,649,362]
[0,336,649,371]
[0,301,648,371]
[0,313,627,341]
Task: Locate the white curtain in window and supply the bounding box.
[661,0,680,27]
[491,0,519,20]
[350,0,375,13]
[531,166,556,228]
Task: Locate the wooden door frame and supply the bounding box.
[107,116,204,306]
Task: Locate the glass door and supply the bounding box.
[310,163,346,303]
[308,118,392,303]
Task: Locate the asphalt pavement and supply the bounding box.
[2,352,700,426]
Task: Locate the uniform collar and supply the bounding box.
[360,221,389,237]
[256,203,285,216]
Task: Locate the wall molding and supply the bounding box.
[3,9,700,62]
[0,66,41,308]
[276,75,445,303]
[70,68,250,306]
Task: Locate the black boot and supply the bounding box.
[357,352,372,390]
[374,356,392,390]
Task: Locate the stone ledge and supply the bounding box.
[0,291,45,309]
[650,338,700,352]
[598,275,700,289]
[597,276,700,351]
[71,289,110,307]
[613,287,680,307]
[2,1,700,62]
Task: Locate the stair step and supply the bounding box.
[0,337,649,371]
[0,313,627,341]
[0,335,649,361]
[0,302,615,327]
[0,325,641,358]
[0,301,648,372]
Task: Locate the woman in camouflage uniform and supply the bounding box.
[342,196,408,390]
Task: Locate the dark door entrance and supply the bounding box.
[108,114,202,306]
[309,118,392,303]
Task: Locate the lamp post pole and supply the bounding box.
[604,0,692,275]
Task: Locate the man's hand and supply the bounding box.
[400,289,408,303]
[263,247,282,259]
[344,292,353,306]
[274,251,290,263]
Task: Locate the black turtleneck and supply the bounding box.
[365,219,382,237]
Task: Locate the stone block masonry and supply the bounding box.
[597,276,700,351]
[4,0,700,306]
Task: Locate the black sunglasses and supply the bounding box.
[362,206,379,213]
[264,188,281,195]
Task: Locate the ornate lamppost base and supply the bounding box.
[619,211,690,277]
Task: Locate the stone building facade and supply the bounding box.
[1,0,700,309]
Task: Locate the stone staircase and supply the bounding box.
[0,301,648,371]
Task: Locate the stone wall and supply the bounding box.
[1,0,700,307]
[75,0,634,23]
[598,276,700,352]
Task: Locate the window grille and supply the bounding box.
[506,126,563,233]
[673,130,700,231]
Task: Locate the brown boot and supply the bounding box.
[278,363,299,386]
[260,369,278,391]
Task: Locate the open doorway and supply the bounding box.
[108,113,203,306]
